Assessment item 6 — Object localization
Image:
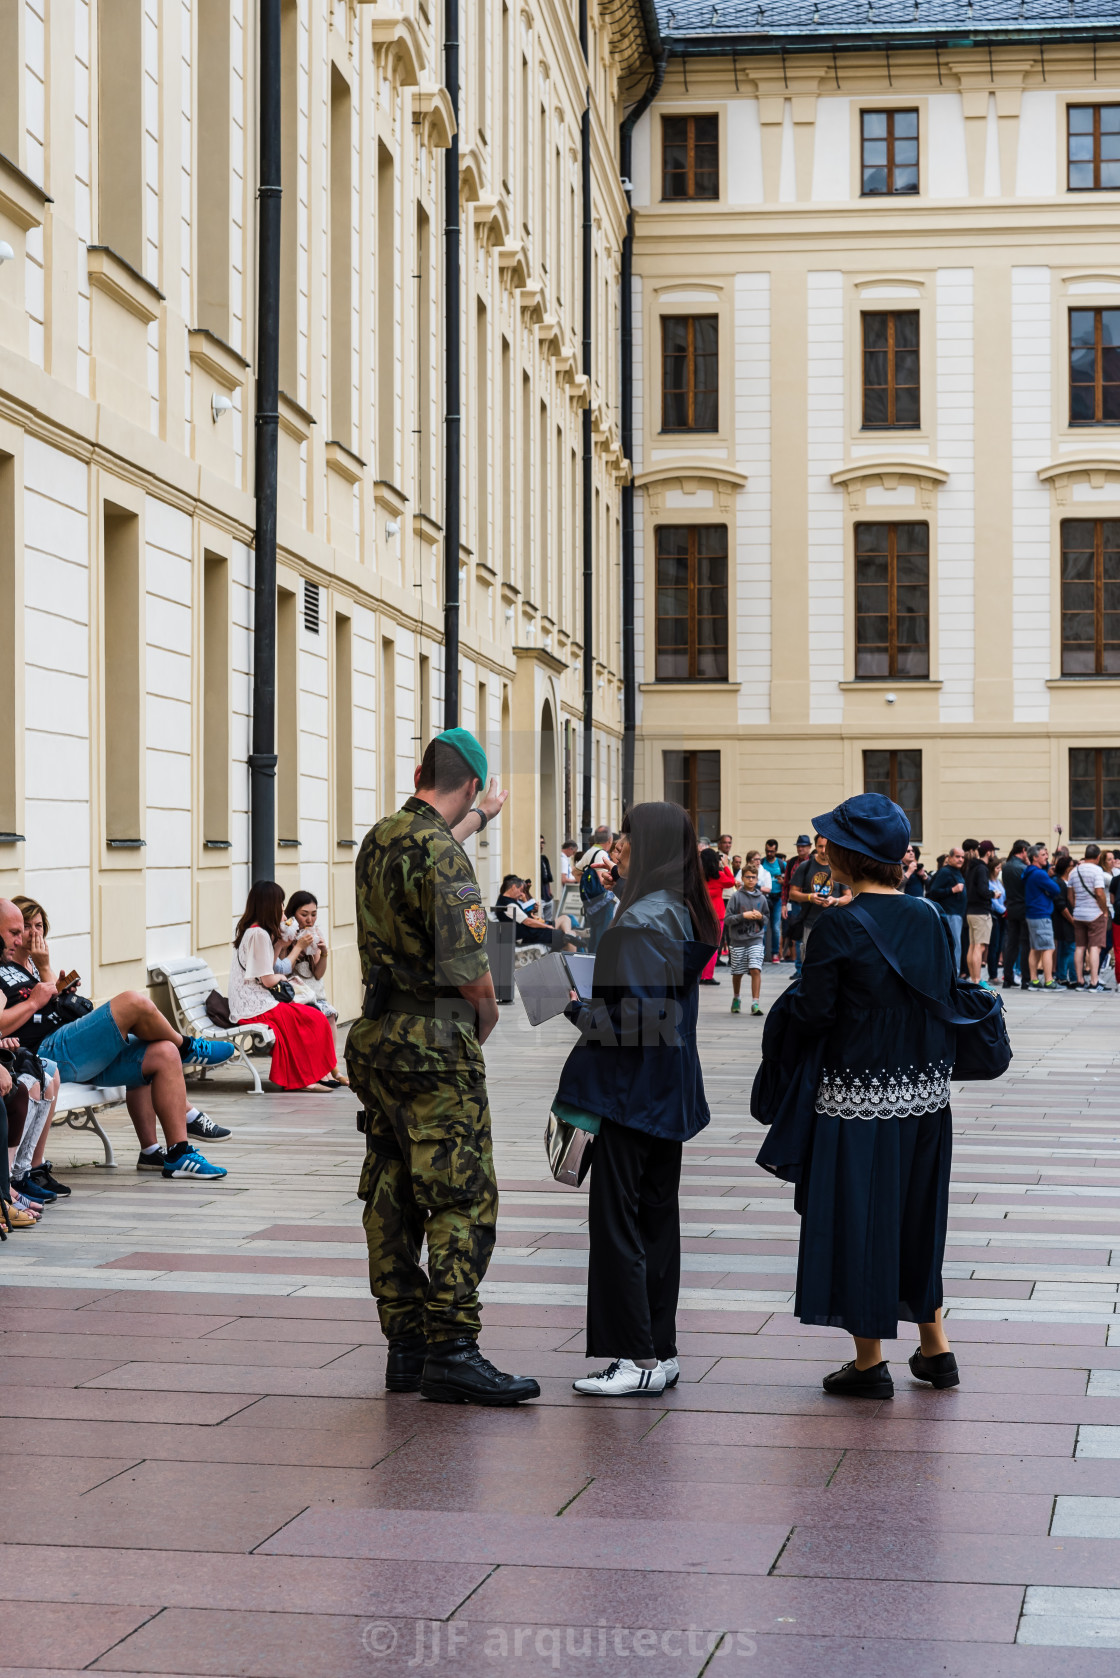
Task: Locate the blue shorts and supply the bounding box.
[38,1002,151,1089]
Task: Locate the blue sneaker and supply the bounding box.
[180,1038,236,1068]
[161,1146,228,1180]
[12,1173,56,1204]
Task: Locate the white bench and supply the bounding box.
[148,956,275,1094]
[51,1083,127,1169]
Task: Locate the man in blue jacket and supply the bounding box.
[926,846,967,974]
[1023,843,1061,990]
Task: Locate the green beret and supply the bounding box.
[436,726,488,788]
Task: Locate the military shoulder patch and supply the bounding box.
[464,903,487,944]
[455,884,480,901]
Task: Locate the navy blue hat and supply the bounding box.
[812,794,911,865]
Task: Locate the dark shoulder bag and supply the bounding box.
[847,899,1012,1081]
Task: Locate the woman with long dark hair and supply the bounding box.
[229,881,339,1091]
[557,801,719,1396]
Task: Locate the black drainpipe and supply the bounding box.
[579,0,593,848]
[250,0,282,883]
[443,0,460,728]
[619,51,666,813]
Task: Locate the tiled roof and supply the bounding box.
[658,0,1120,40]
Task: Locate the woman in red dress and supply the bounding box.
[699,847,735,985]
[228,882,340,1091]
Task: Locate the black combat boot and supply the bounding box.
[385,1334,427,1393]
[420,1338,541,1406]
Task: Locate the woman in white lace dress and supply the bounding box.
[229,882,339,1092]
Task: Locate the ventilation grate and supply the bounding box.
[303,579,321,634]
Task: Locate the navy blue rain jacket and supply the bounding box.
[556,916,715,1142]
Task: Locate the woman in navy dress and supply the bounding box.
[789,794,960,1398]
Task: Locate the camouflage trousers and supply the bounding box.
[352,1060,499,1344]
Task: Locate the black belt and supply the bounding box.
[385,988,476,1026]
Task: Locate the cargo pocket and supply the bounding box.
[402,1067,492,1213]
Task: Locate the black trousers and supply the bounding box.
[1003,911,1031,987]
[586,1118,682,1361]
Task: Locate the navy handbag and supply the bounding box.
[847,900,1012,1082]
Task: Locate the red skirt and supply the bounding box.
[240,1001,337,1091]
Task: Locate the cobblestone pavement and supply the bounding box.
[3,972,1120,1674]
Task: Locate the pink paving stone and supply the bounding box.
[97,1252,368,1276]
[260,1508,791,1574]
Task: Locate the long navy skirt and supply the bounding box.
[795,1104,952,1339]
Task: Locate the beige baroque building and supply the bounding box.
[0,0,649,1016]
[631,4,1120,856]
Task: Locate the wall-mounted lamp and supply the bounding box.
[885,692,897,705]
[0,242,14,266]
[385,519,400,539]
[504,605,514,622]
[211,392,233,422]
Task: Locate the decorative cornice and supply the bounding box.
[1038,455,1120,504]
[830,457,949,510]
[325,439,366,483]
[634,463,748,517]
[187,328,249,390]
[517,283,544,323]
[86,246,163,324]
[473,192,511,247]
[0,152,51,231]
[497,243,528,289]
[412,82,455,150]
[459,146,484,204]
[278,389,315,443]
[363,10,425,86]
[512,644,568,675]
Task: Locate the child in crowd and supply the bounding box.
[724,862,767,1016]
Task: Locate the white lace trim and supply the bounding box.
[814,1061,952,1120]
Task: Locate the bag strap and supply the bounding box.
[845,898,988,1029]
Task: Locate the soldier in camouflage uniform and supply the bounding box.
[347,726,540,1406]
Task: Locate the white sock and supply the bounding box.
[141,1143,162,1156]
[186,1108,201,1122]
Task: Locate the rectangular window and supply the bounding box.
[862,311,920,428]
[329,66,353,443]
[863,749,923,842]
[655,525,728,682]
[196,0,231,340]
[98,0,144,269]
[334,613,353,844]
[855,522,930,680]
[376,142,396,472]
[103,502,143,843]
[1060,520,1120,675]
[860,109,919,196]
[1068,104,1120,191]
[663,750,720,842]
[1069,309,1120,426]
[661,316,718,432]
[661,114,719,200]
[279,0,299,392]
[276,588,299,846]
[202,554,230,846]
[1070,747,1120,842]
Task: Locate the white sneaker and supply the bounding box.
[572,1358,667,1396]
[659,1357,680,1388]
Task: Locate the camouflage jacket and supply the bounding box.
[349,796,490,1071]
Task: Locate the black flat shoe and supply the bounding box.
[822,1359,894,1399]
[909,1348,960,1389]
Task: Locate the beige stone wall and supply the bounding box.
[0,0,636,1016]
[633,44,1120,857]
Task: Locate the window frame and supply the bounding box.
[1067,103,1120,192]
[1068,307,1120,428]
[660,113,720,202]
[861,309,921,430]
[1069,746,1120,842]
[654,523,729,684]
[854,520,931,682]
[663,749,721,842]
[862,748,923,842]
[660,314,719,433]
[1060,518,1120,677]
[860,107,920,197]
